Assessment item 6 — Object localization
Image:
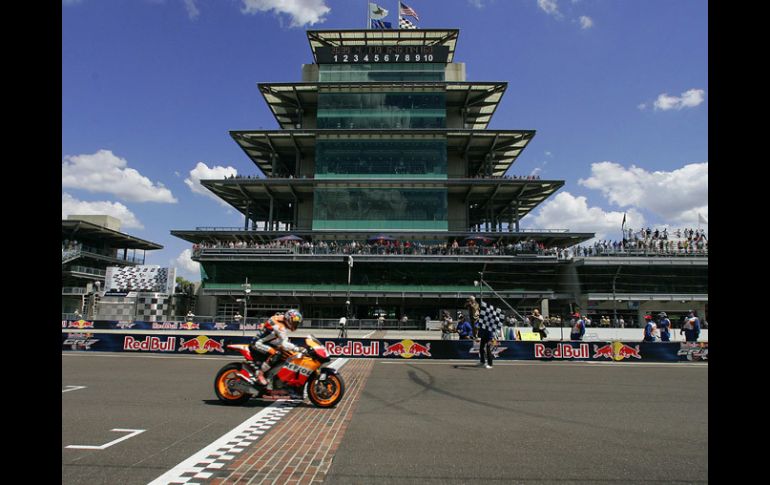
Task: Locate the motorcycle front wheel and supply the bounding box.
[214,363,251,405]
[307,372,345,408]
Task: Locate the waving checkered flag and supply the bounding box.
[479,301,505,337]
[399,18,417,29]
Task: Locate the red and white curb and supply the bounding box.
[148,358,348,485]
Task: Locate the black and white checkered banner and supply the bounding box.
[479,301,505,336]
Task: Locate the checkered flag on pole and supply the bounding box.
[399,18,417,29]
[479,301,505,337]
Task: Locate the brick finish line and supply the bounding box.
[212,359,374,485]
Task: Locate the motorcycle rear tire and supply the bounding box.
[214,363,251,405]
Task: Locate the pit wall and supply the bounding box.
[62,321,707,363]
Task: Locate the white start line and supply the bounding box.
[62,385,87,393]
[147,357,349,485]
[66,429,146,450]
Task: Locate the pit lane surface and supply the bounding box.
[63,353,707,484]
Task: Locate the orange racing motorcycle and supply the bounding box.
[214,335,345,408]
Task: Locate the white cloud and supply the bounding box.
[579,15,593,29]
[526,192,645,241]
[653,89,705,111]
[62,149,177,203]
[637,103,647,111]
[62,193,144,229]
[240,0,330,27]
[184,162,238,205]
[467,0,486,8]
[578,161,708,224]
[537,0,561,17]
[183,0,200,20]
[173,248,201,275]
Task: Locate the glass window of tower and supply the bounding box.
[317,92,446,129]
[312,188,448,230]
[319,63,445,82]
[315,139,447,179]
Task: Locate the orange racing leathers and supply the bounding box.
[249,314,300,385]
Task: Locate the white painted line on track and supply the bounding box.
[66,429,145,450]
[146,357,349,485]
[62,385,87,393]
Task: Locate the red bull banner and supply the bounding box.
[61,334,694,362]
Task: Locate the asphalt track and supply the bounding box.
[63,353,707,484]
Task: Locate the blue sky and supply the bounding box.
[62,0,708,280]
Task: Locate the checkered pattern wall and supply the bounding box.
[105,265,176,294]
[95,293,171,322]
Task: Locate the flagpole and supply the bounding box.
[396,0,400,29]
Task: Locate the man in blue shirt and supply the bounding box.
[681,310,701,342]
[570,313,585,341]
[456,312,473,340]
[657,312,671,342]
[643,314,657,342]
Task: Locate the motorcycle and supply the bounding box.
[213,335,345,408]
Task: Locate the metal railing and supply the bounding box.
[65,266,107,277]
[573,248,708,258]
[193,246,558,258]
[60,314,424,330]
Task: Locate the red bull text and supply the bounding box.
[124,336,176,352]
[325,341,380,357]
[534,343,590,359]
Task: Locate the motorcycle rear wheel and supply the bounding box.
[214,363,251,405]
[307,373,345,408]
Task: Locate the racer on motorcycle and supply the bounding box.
[248,309,304,386]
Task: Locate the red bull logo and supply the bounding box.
[382,339,431,359]
[179,321,200,330]
[592,341,642,361]
[153,322,179,330]
[325,341,380,357]
[124,336,176,352]
[178,336,225,354]
[68,319,94,329]
[534,343,590,359]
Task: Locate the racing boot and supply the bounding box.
[255,370,268,387]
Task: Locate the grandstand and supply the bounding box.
[170,28,707,326]
[62,215,163,318]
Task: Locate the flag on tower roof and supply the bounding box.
[400,2,419,21]
[371,19,393,29]
[399,18,417,29]
[369,2,389,20]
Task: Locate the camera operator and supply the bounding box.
[528,308,547,340]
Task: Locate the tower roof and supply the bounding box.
[307,29,460,63]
